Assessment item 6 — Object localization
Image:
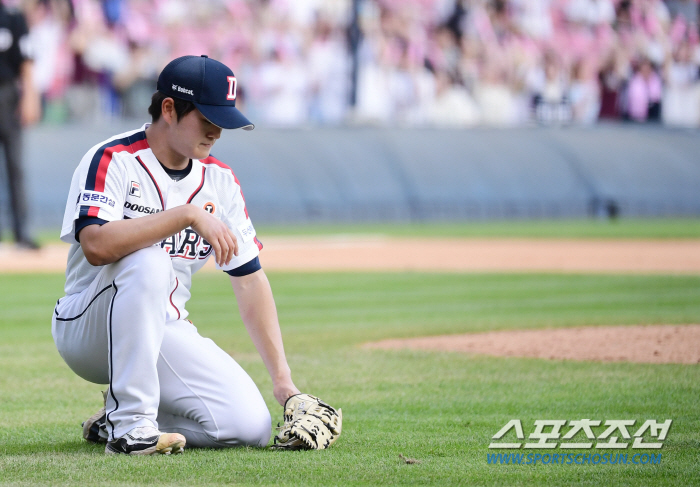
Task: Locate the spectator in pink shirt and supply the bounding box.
[626,57,663,121]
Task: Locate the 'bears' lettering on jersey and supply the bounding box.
[161,228,213,260]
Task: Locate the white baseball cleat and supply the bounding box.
[105,426,186,455]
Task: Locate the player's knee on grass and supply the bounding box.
[158,384,272,448]
[225,411,271,447]
[168,409,271,448]
[205,357,273,447]
[216,398,272,448]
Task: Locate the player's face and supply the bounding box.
[170,109,223,161]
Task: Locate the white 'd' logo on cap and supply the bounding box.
[227,76,237,100]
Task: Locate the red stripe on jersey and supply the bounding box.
[169,277,181,320]
[200,155,234,174]
[254,237,263,250]
[187,167,206,204]
[87,206,100,217]
[136,156,164,210]
[94,138,149,192]
[200,156,250,218]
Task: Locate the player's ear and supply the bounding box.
[161,97,177,125]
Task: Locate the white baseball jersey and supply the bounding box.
[60,123,262,321]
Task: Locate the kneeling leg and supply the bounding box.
[156,319,271,448]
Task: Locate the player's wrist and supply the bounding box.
[271,368,294,387]
[183,204,202,228]
[272,380,300,407]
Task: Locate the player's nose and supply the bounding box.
[208,126,222,140]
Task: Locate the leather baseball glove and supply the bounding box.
[272,393,342,450]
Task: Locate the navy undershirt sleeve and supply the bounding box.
[225,256,262,277]
[75,216,108,242]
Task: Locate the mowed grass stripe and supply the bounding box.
[1,272,699,485]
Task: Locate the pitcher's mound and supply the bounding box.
[364,325,700,364]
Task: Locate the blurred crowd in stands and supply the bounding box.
[14,0,700,127]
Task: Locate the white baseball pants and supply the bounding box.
[51,246,271,447]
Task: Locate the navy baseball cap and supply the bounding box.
[157,55,254,130]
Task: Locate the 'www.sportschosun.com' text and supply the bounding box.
[487,453,662,465]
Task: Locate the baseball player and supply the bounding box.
[51,55,300,455]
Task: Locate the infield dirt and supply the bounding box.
[2,236,700,274]
[364,325,700,364]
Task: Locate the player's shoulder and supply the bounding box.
[199,154,233,173]
[199,154,240,184]
[81,127,149,163]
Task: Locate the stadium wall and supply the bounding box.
[13,122,700,230]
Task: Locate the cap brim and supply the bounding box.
[194,103,255,130]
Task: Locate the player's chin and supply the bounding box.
[194,145,213,159]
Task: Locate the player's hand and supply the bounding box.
[189,206,238,267]
[273,379,300,407]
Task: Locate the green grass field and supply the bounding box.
[2,220,700,485]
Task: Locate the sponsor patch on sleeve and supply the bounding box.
[237,220,256,244]
[80,190,116,208]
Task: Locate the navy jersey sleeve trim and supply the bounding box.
[225,256,261,277]
[85,131,148,192]
[75,216,108,242]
